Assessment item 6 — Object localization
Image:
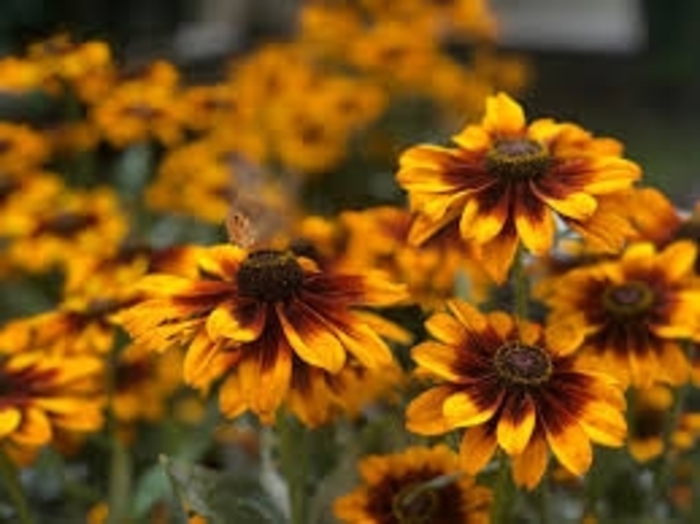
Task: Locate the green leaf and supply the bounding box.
[160,455,287,524]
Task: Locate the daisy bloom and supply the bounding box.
[334,445,492,524]
[0,351,104,463]
[116,244,408,423]
[396,92,641,282]
[406,299,627,489]
[544,241,700,387]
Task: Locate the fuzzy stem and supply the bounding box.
[491,452,515,524]
[0,447,33,524]
[277,413,308,524]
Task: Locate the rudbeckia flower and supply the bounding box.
[333,445,492,524]
[406,299,627,489]
[0,351,104,463]
[545,241,700,387]
[116,244,408,423]
[396,92,641,282]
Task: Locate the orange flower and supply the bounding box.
[406,299,627,488]
[116,244,408,423]
[397,92,641,282]
[334,445,492,523]
[545,241,700,387]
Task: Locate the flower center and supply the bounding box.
[38,212,98,238]
[392,483,440,524]
[236,250,304,302]
[495,342,552,386]
[602,281,654,317]
[485,138,552,180]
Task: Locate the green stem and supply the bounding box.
[105,343,132,524]
[277,413,308,524]
[491,452,515,524]
[511,243,529,320]
[0,447,33,524]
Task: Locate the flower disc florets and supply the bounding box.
[236,249,304,302]
[392,483,440,524]
[495,341,552,386]
[485,138,552,181]
[602,281,654,318]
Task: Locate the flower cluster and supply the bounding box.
[0,2,698,523]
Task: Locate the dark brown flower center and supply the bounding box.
[495,342,552,386]
[392,482,440,524]
[37,212,98,238]
[602,281,654,317]
[236,250,304,302]
[485,138,552,180]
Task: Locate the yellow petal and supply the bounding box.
[328,316,393,370]
[446,299,488,333]
[405,386,454,436]
[514,196,554,255]
[657,240,697,281]
[249,340,293,422]
[206,301,265,342]
[277,302,346,373]
[0,408,21,438]
[452,124,491,152]
[578,400,627,447]
[497,394,536,455]
[544,420,592,477]
[412,341,464,382]
[482,93,526,135]
[424,312,468,345]
[11,407,52,446]
[537,190,597,221]
[443,390,503,428]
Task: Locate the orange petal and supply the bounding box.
[277,302,346,373]
[206,301,265,342]
[412,341,464,382]
[328,316,393,370]
[405,386,454,435]
[219,374,248,419]
[497,394,536,455]
[657,240,697,281]
[512,434,549,489]
[424,312,468,345]
[11,407,52,446]
[452,124,491,152]
[475,227,518,284]
[536,190,597,221]
[446,299,488,333]
[544,322,584,356]
[459,425,498,475]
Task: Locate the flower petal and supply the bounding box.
[497,394,536,455]
[206,301,265,342]
[544,419,592,477]
[512,434,549,489]
[482,93,525,135]
[277,302,346,373]
[443,389,503,428]
[0,408,21,438]
[459,425,498,475]
[405,386,455,435]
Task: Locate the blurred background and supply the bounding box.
[1,0,698,204]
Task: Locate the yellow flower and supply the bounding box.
[334,445,492,523]
[0,351,104,463]
[545,241,700,387]
[397,92,641,282]
[91,60,183,147]
[406,299,627,488]
[0,122,50,173]
[116,244,408,423]
[4,184,128,273]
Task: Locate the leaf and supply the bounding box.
[160,455,287,524]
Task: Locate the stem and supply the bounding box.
[0,447,33,524]
[535,478,550,524]
[277,413,308,524]
[105,343,131,524]
[511,243,529,320]
[491,452,515,524]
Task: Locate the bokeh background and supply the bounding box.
[1,0,699,203]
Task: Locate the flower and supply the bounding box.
[396,92,641,282]
[406,299,627,488]
[544,241,700,387]
[333,445,492,524]
[0,122,49,174]
[116,244,408,423]
[281,357,404,428]
[0,351,104,463]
